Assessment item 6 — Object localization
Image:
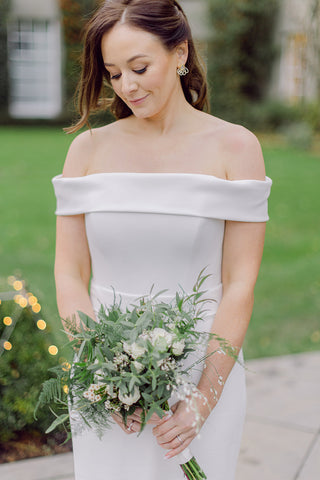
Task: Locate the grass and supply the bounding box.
[0,126,319,358]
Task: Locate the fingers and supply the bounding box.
[111,414,140,435]
[146,412,163,425]
[164,434,194,460]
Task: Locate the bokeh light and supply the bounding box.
[37,319,47,330]
[7,276,16,286]
[63,385,69,394]
[13,280,23,291]
[32,303,41,313]
[3,316,13,326]
[4,341,12,351]
[48,345,58,356]
[18,297,28,308]
[28,296,38,306]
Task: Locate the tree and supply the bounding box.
[207,0,279,122]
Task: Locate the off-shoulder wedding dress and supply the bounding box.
[52,172,272,480]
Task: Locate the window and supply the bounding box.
[7,18,62,118]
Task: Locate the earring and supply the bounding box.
[177,64,189,76]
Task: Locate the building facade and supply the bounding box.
[2,0,319,120]
[7,0,62,119]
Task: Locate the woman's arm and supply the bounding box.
[54,130,97,330]
[55,214,95,329]
[153,126,268,457]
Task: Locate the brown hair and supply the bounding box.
[68,0,209,133]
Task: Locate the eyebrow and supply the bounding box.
[104,54,150,67]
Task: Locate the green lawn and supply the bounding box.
[0,127,319,358]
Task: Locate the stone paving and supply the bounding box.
[1,351,319,480]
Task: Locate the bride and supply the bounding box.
[52,1,272,478]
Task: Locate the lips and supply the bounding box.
[129,94,149,105]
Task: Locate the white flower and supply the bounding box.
[150,328,173,351]
[133,360,144,373]
[131,342,147,359]
[172,339,185,356]
[122,342,132,356]
[123,341,146,359]
[119,385,141,406]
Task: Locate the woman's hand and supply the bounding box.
[111,408,161,435]
[152,398,210,459]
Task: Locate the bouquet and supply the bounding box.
[36,270,237,480]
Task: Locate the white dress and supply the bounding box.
[52,172,272,480]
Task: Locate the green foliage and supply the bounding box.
[59,0,99,114]
[0,284,58,443]
[282,122,314,151]
[37,269,235,438]
[207,0,279,123]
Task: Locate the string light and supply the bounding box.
[14,294,22,303]
[13,280,23,291]
[28,296,38,306]
[63,385,69,394]
[4,341,12,351]
[62,362,71,371]
[48,345,58,356]
[18,297,28,308]
[32,303,41,313]
[37,319,47,330]
[1,275,55,360]
[3,316,13,326]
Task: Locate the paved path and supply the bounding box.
[1,351,319,480]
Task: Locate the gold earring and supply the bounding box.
[177,64,189,76]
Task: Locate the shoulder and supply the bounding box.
[199,114,266,181]
[62,122,119,178]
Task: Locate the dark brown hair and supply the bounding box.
[68,0,209,133]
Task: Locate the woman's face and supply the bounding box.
[101,23,187,119]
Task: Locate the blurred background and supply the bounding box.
[0,0,319,464]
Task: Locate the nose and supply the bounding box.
[121,72,138,96]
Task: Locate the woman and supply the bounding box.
[52,0,272,479]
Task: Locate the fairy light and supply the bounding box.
[18,297,28,308]
[28,296,38,306]
[4,341,12,351]
[7,276,15,286]
[1,275,55,360]
[3,316,13,326]
[62,362,71,371]
[14,294,22,303]
[48,345,58,356]
[13,280,23,291]
[32,303,41,313]
[63,385,69,394]
[37,319,47,330]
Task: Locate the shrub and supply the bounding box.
[282,122,314,151]
[207,0,279,123]
[0,276,60,443]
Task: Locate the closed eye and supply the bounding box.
[134,67,147,74]
[110,66,147,80]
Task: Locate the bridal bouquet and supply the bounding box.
[36,270,236,480]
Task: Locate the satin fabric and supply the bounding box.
[52,172,271,480]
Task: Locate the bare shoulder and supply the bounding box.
[220,121,265,181]
[199,113,266,181]
[62,123,117,178]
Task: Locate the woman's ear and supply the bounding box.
[176,40,188,67]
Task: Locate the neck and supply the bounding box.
[132,85,197,136]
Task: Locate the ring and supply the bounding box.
[176,434,183,445]
[127,420,134,432]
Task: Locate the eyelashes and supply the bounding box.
[110,66,147,80]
